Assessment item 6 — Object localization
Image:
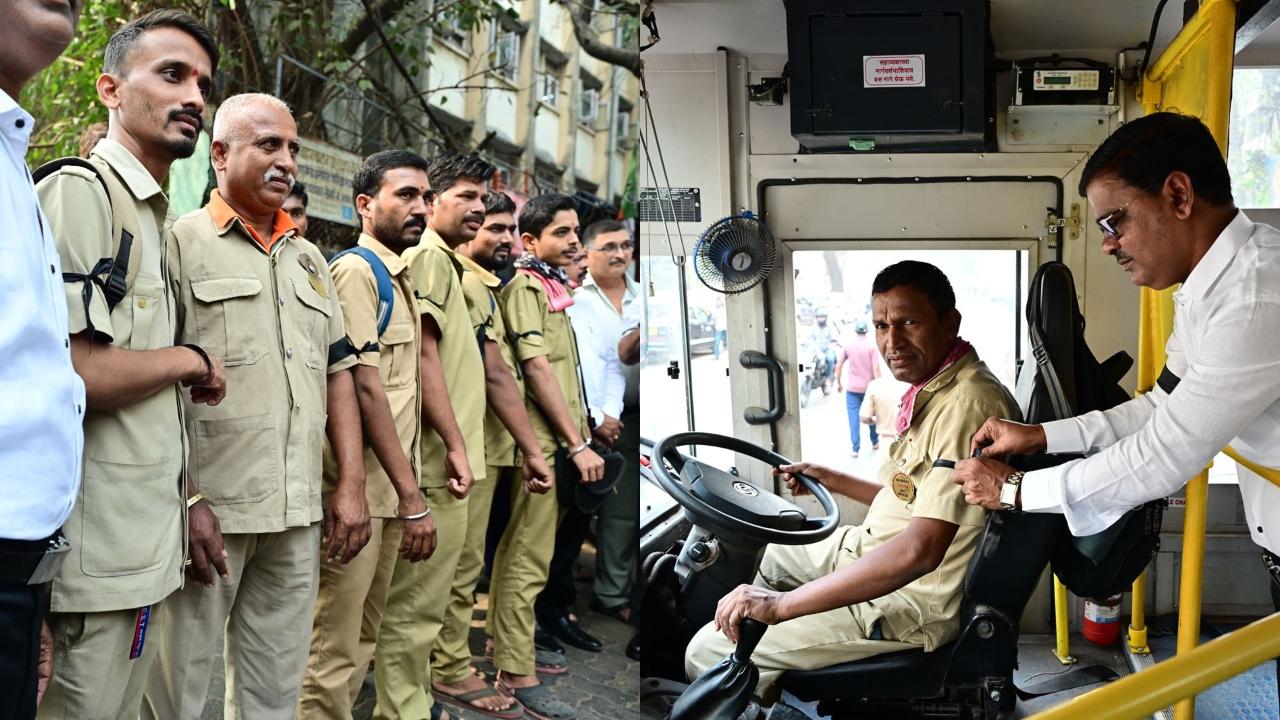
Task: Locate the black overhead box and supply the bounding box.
[785,0,991,153]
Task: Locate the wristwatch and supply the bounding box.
[999,471,1025,512]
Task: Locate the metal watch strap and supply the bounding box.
[1000,471,1025,512]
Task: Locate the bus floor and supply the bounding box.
[200,549,642,719]
[780,631,1278,720]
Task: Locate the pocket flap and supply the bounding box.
[192,277,262,303]
[293,279,333,317]
[380,320,415,345]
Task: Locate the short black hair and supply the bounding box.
[519,193,577,241]
[483,190,516,217]
[1079,112,1233,206]
[427,152,496,196]
[289,181,308,207]
[104,10,220,76]
[352,149,430,208]
[871,261,956,319]
[582,219,628,248]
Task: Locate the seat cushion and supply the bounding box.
[779,642,954,701]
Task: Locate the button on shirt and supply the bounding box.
[169,191,356,534]
[567,274,639,423]
[0,90,85,540]
[1021,211,1280,556]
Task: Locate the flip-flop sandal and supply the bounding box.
[483,645,569,676]
[433,682,524,719]
[498,680,577,720]
[429,704,449,720]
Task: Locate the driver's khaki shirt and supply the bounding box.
[859,350,1019,651]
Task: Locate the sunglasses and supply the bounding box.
[1095,182,1165,239]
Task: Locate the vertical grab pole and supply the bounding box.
[1129,570,1150,654]
[1174,469,1210,720]
[1054,575,1076,665]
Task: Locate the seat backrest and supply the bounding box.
[962,510,1059,623]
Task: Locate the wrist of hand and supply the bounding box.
[181,344,213,385]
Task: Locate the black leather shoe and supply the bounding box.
[534,622,565,654]
[625,632,640,661]
[543,613,603,652]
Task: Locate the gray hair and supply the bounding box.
[212,93,293,144]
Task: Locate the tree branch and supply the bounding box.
[559,0,640,77]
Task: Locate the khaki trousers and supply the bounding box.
[38,605,163,720]
[142,524,321,720]
[433,464,505,684]
[299,517,402,720]
[486,453,559,676]
[685,526,917,701]
[372,484,468,720]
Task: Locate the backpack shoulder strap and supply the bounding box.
[330,246,394,337]
[34,156,143,314]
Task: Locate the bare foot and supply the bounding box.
[433,668,516,713]
[498,670,541,690]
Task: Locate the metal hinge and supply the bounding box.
[1045,203,1082,248]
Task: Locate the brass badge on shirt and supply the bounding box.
[299,254,328,298]
[892,472,916,503]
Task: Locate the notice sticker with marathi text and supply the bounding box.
[863,54,926,88]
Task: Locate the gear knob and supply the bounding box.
[732,618,768,663]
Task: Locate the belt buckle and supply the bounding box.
[27,534,70,585]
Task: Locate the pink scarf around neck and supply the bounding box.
[518,268,574,312]
[895,339,973,436]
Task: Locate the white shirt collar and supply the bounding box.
[0,88,35,158]
[1175,210,1253,304]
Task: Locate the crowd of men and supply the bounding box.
[2,5,638,720]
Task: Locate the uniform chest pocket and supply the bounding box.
[379,320,416,389]
[543,311,570,363]
[126,273,166,351]
[291,279,333,370]
[882,446,929,506]
[191,277,266,366]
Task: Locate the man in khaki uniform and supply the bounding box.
[373,153,492,720]
[299,150,440,719]
[687,261,1020,703]
[489,193,606,719]
[35,12,226,720]
[432,190,556,715]
[143,93,368,720]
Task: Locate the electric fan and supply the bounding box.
[692,212,777,294]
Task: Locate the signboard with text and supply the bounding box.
[863,54,926,88]
[297,138,362,228]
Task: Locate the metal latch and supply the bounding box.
[666,361,680,380]
[1045,203,1082,245]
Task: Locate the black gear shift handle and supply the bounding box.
[732,618,768,663]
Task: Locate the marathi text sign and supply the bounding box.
[297,138,362,228]
[863,54,926,88]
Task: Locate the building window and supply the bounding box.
[616,110,630,141]
[440,13,470,53]
[580,87,600,124]
[539,56,563,107]
[489,24,521,82]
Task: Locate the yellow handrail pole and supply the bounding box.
[1224,446,1280,487]
[1173,469,1210,720]
[1053,575,1075,665]
[1028,612,1280,720]
[1129,569,1149,654]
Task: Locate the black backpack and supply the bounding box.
[1015,261,1164,600]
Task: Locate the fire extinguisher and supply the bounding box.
[1082,594,1123,646]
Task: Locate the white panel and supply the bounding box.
[575,128,595,179]
[535,107,561,160]
[429,49,468,113]
[484,87,519,141]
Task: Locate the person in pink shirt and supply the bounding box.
[836,320,881,456]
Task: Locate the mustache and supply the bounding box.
[263,169,295,190]
[1115,250,1133,264]
[403,217,426,230]
[169,108,203,132]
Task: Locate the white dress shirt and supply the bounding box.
[0,89,86,540]
[1021,211,1280,555]
[569,273,639,423]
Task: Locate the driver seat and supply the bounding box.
[777,510,1059,719]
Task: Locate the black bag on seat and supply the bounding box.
[1016,261,1163,600]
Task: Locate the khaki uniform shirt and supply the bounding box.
[860,376,909,437]
[38,139,184,612]
[168,192,356,534]
[457,254,523,469]
[323,234,421,518]
[404,229,486,486]
[859,350,1019,651]
[501,269,588,457]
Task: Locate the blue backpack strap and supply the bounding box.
[330,246,395,337]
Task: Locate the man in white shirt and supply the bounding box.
[0,0,87,716]
[953,113,1280,699]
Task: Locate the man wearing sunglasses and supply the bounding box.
[953,112,1280,702]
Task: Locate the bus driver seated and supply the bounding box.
[685,261,1020,702]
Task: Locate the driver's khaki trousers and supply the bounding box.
[685,526,918,701]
